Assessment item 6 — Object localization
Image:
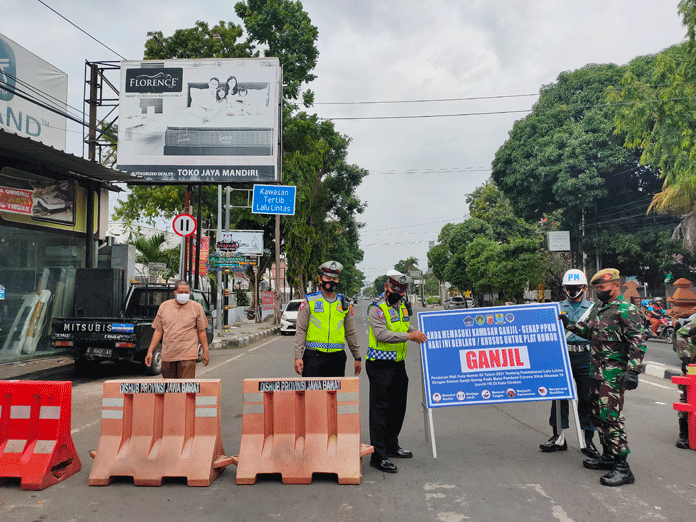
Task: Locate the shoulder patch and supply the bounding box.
[299,302,306,311]
[376,308,385,319]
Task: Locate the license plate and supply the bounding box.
[86,347,113,358]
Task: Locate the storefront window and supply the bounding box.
[0,226,85,361]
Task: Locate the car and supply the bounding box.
[280,299,305,335]
[445,296,466,309]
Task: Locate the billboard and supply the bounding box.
[418,303,575,408]
[216,230,264,256]
[117,58,281,183]
[0,33,68,150]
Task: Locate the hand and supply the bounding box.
[144,350,153,367]
[354,360,362,376]
[558,314,570,329]
[617,371,639,390]
[408,331,428,344]
[682,356,692,375]
[202,349,210,366]
[294,358,303,375]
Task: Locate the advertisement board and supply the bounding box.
[216,230,264,256]
[418,303,575,408]
[0,168,75,227]
[117,58,281,183]
[0,33,68,150]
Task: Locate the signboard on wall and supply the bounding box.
[418,303,575,408]
[0,33,68,150]
[117,58,281,183]
[216,230,263,256]
[0,168,75,226]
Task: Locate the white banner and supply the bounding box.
[218,230,264,256]
[117,58,281,183]
[0,33,68,150]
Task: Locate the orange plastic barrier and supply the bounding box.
[0,380,81,490]
[89,379,233,486]
[673,364,696,450]
[231,377,373,485]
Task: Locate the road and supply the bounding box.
[1,302,694,522]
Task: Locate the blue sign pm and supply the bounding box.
[418,303,575,408]
[252,185,296,215]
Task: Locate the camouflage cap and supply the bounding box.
[590,268,620,285]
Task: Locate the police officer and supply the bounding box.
[674,320,696,448]
[293,261,361,378]
[539,269,600,459]
[559,268,646,487]
[366,270,427,473]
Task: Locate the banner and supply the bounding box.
[117,58,281,183]
[217,230,264,256]
[0,33,68,149]
[185,236,209,277]
[0,169,75,226]
[418,303,575,408]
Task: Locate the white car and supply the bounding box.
[280,299,305,335]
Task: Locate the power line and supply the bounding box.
[36,0,127,60]
[315,93,540,105]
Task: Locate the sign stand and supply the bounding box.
[420,368,438,458]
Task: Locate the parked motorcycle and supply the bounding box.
[246,306,261,320]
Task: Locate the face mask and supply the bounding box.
[175,293,190,305]
[386,291,402,306]
[564,286,584,299]
[322,280,338,293]
[596,290,612,302]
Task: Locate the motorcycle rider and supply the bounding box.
[648,298,666,336]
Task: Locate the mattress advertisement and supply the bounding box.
[117,58,281,183]
[0,33,68,150]
[0,168,75,226]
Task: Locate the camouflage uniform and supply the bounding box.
[675,321,696,418]
[567,294,646,457]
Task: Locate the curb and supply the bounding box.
[211,325,280,350]
[641,362,681,381]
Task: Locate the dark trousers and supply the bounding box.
[161,360,196,379]
[549,350,593,431]
[302,349,347,377]
[366,359,408,463]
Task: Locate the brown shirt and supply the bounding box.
[152,299,208,362]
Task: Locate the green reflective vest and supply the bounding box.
[305,292,348,352]
[367,300,410,361]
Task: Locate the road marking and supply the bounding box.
[71,419,100,435]
[642,380,674,390]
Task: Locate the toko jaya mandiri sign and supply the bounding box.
[418,303,575,409]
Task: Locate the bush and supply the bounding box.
[236,288,250,307]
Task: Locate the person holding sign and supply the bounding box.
[366,270,427,473]
[559,268,646,487]
[293,261,362,378]
[540,269,600,459]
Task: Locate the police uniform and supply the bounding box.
[366,271,420,473]
[674,320,696,448]
[566,268,645,487]
[293,261,361,377]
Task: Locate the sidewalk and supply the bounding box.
[0,317,280,381]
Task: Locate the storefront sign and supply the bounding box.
[217,230,263,256]
[0,172,75,226]
[418,303,574,408]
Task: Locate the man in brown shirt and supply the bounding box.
[145,280,209,378]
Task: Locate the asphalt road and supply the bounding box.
[1,302,694,522]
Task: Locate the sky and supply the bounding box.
[2,0,688,286]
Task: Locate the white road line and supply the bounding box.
[642,380,674,390]
[70,337,280,434]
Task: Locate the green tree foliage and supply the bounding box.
[129,232,180,279]
[466,181,534,243]
[394,257,419,275]
[372,274,388,297]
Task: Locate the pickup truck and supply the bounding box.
[51,283,214,375]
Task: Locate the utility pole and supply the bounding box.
[581,207,588,280]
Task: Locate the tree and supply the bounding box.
[129,231,180,280]
[372,275,388,297]
[394,257,419,275]
[466,181,534,243]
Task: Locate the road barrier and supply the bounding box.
[673,364,696,450]
[231,377,373,484]
[0,381,81,490]
[89,379,233,486]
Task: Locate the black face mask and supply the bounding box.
[321,280,338,293]
[386,291,402,306]
[564,285,584,299]
[596,290,613,302]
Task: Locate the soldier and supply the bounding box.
[293,261,361,378]
[366,270,427,473]
[674,320,696,448]
[559,268,646,487]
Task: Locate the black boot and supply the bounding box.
[583,447,614,470]
[600,454,635,487]
[581,430,601,459]
[676,417,690,449]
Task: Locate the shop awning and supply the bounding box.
[0,129,141,190]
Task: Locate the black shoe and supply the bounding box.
[677,418,690,449]
[600,456,635,487]
[583,453,615,470]
[581,440,601,459]
[676,437,690,449]
[387,447,413,458]
[370,458,398,473]
[539,434,567,452]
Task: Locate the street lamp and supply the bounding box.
[146,31,172,59]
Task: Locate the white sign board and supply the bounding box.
[218,230,264,256]
[0,33,68,150]
[548,231,571,252]
[117,58,281,183]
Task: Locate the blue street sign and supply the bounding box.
[252,184,296,215]
[418,303,575,408]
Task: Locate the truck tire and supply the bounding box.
[145,346,162,376]
[197,343,204,362]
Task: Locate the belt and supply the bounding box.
[567,344,590,352]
